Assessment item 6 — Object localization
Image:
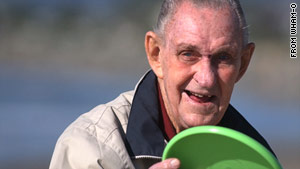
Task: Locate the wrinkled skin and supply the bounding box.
[145,1,254,168]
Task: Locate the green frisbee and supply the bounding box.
[162,126,282,169]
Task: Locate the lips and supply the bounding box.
[184,90,214,103]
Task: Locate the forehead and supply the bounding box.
[164,2,242,51]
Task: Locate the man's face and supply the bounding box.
[154,2,250,132]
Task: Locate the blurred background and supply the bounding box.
[0,0,299,168]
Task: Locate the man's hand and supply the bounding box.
[149,158,180,169]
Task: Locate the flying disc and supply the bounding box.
[162,126,282,169]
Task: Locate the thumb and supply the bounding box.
[149,158,180,169]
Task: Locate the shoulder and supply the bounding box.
[62,90,134,140]
[50,90,135,169]
[219,104,276,156]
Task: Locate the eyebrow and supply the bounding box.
[212,45,237,55]
[175,43,200,52]
[175,43,237,55]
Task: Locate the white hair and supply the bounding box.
[154,0,249,46]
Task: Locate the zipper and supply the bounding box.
[131,139,168,160]
[134,155,162,160]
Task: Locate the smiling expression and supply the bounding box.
[146,1,253,132]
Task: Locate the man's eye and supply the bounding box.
[178,51,198,63]
[182,52,193,57]
[213,52,234,65]
[217,53,232,62]
[219,54,229,60]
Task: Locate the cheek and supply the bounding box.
[220,68,238,84]
[162,54,191,87]
[161,55,192,108]
[218,67,239,99]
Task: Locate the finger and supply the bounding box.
[149,158,180,169]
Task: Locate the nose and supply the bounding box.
[193,59,216,88]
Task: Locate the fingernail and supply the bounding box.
[170,159,180,168]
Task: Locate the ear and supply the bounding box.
[145,31,163,79]
[235,42,255,83]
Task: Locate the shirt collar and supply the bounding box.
[157,83,176,141]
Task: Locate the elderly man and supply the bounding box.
[50,0,275,168]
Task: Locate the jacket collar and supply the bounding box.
[126,70,166,157]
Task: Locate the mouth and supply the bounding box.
[184,90,215,103]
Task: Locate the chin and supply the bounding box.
[183,113,222,128]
